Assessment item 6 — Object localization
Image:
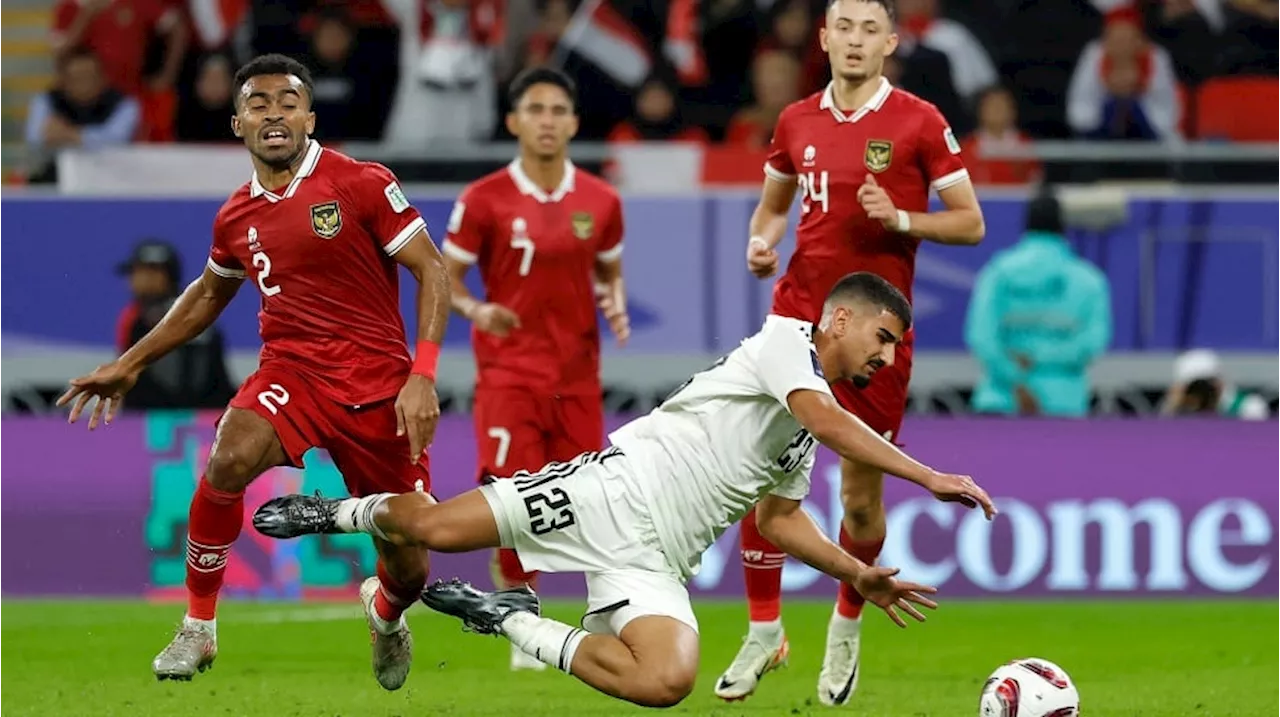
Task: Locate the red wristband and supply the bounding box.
[412,340,440,381]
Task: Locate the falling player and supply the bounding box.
[56,54,451,690]
[439,67,628,670]
[254,272,998,709]
[718,0,986,705]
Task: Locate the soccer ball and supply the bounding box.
[978,658,1079,717]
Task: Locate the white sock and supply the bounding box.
[748,618,783,642]
[829,608,862,631]
[334,494,392,539]
[183,615,216,638]
[500,611,587,674]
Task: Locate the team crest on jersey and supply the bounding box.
[864,140,893,173]
[310,201,342,239]
[571,212,594,240]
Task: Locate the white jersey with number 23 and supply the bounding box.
[608,315,835,580]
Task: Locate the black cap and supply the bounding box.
[1025,190,1064,235]
[116,240,181,283]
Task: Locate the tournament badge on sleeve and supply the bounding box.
[571,212,594,240]
[310,201,343,239]
[864,140,893,173]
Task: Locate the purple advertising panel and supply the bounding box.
[2,414,1275,598]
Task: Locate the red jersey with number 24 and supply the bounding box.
[765,79,969,319]
[442,160,624,395]
[207,140,428,406]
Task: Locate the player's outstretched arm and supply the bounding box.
[746,176,799,278]
[754,494,938,627]
[58,267,242,428]
[787,389,998,519]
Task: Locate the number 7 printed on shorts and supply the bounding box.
[487,426,511,468]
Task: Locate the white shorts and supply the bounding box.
[479,447,699,635]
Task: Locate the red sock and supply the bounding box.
[185,478,245,620]
[374,559,426,623]
[494,548,538,589]
[741,507,787,622]
[836,525,884,620]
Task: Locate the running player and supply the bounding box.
[722,0,986,704]
[57,54,450,690]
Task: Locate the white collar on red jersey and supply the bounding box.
[819,77,893,124]
[250,139,323,203]
[507,158,575,203]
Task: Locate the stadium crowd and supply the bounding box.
[25,0,1279,185]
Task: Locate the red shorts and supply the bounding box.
[472,387,604,480]
[832,334,913,442]
[226,365,430,496]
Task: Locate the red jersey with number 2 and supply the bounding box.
[207,140,427,406]
[442,160,624,395]
[765,79,969,319]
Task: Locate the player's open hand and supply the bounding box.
[852,565,939,628]
[472,302,521,338]
[56,360,140,430]
[925,471,998,520]
[596,284,630,347]
[395,374,440,460]
[746,237,780,278]
[857,174,900,230]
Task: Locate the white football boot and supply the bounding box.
[817,609,862,706]
[713,628,790,701]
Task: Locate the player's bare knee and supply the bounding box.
[622,669,694,708]
[404,505,456,550]
[204,447,262,492]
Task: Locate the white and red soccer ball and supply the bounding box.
[979,658,1080,717]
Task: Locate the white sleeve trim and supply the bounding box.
[206,257,245,278]
[596,242,624,263]
[441,239,478,265]
[931,167,970,192]
[763,163,796,183]
[383,216,427,256]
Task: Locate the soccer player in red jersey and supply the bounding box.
[57,55,451,690]
[713,0,985,705]
[439,67,629,671]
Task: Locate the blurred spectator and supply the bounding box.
[1067,7,1181,140]
[724,50,801,149]
[381,0,502,145]
[698,0,764,113]
[887,36,970,134]
[50,0,188,96]
[1161,349,1270,419]
[1220,0,1279,75]
[896,0,999,104]
[523,0,573,67]
[965,191,1113,417]
[175,52,235,142]
[25,48,141,183]
[607,74,710,143]
[115,240,235,410]
[303,9,388,140]
[1146,0,1224,85]
[961,86,1041,185]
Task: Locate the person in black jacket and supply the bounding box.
[115,240,236,409]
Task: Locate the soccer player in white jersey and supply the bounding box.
[253,271,997,708]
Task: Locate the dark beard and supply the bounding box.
[851,375,871,389]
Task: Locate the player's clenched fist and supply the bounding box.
[857,174,902,231]
[471,302,521,338]
[595,284,630,347]
[746,237,780,278]
[57,360,141,430]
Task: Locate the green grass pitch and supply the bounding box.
[2,599,1275,716]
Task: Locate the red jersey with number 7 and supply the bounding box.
[441,160,624,395]
[207,140,427,406]
[765,78,969,320]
